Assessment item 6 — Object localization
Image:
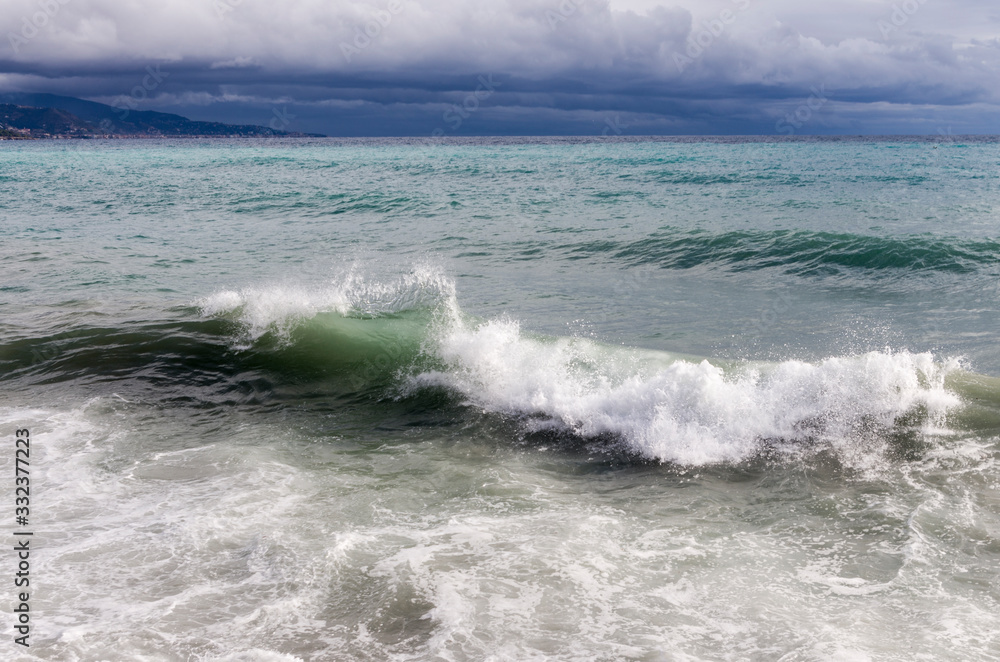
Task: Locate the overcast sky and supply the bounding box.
[2,0,999,135]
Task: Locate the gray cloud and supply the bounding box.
[2,0,998,135]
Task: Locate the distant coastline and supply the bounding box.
[0,93,325,139]
[4,132,1000,144]
[0,126,32,139]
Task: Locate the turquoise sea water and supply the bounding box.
[1,137,999,660]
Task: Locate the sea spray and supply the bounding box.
[199,265,458,345]
[407,310,962,465]
[197,270,965,466]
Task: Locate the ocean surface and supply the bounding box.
[1,137,999,661]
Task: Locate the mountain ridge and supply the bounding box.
[0,93,325,138]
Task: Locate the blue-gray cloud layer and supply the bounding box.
[2,0,998,135]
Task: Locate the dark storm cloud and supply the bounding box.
[1,0,998,135]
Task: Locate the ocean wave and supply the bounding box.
[199,265,457,344]
[198,271,980,467]
[5,269,992,467]
[404,313,964,466]
[565,230,1000,276]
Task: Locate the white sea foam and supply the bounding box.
[201,270,964,465]
[199,265,457,343]
[200,284,352,341]
[409,314,963,465]
[0,390,991,661]
[0,401,335,661]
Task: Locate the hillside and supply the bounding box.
[0,93,324,138]
[0,125,30,139]
[0,104,100,137]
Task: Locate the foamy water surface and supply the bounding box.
[2,138,999,661]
